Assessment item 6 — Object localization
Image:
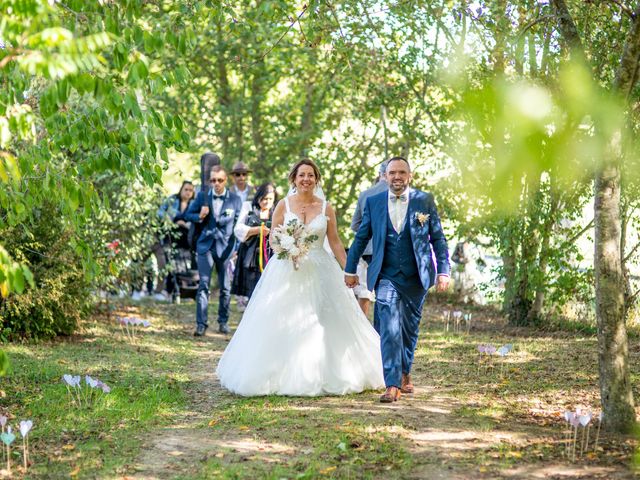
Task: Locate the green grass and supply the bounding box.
[1,303,195,478]
[0,299,637,479]
[195,397,413,479]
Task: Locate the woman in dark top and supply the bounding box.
[232,183,277,299]
[157,180,195,298]
[157,180,196,248]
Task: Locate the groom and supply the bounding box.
[345,157,450,403]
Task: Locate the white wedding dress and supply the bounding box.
[216,198,384,396]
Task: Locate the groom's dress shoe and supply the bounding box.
[379,386,401,403]
[194,325,207,337]
[401,374,414,394]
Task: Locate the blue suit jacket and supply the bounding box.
[182,190,243,259]
[345,189,450,291]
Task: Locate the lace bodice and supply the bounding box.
[283,197,327,250]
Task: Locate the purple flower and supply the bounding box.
[85,375,99,388]
[0,415,7,428]
[95,380,111,393]
[62,374,81,387]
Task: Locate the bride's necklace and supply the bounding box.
[297,197,316,223]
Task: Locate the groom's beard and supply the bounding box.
[389,182,408,195]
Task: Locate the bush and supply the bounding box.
[0,172,173,341]
[84,174,169,295]
[0,204,92,341]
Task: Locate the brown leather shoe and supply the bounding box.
[379,386,401,403]
[401,374,414,394]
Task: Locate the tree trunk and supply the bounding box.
[594,155,635,433]
[490,0,509,73]
[552,0,639,433]
[593,2,640,433]
[550,0,584,53]
[540,21,552,77]
[215,22,231,157]
[500,217,518,314]
[509,193,540,326]
[249,65,267,175]
[300,81,315,156]
[380,104,389,160]
[528,30,538,77]
[527,194,559,322]
[514,5,526,75]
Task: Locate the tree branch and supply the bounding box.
[249,5,308,67]
[623,241,640,263]
[516,14,555,42]
[567,218,594,245]
[326,3,353,70]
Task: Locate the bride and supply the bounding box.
[216,159,384,396]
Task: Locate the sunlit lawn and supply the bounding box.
[0,297,637,479]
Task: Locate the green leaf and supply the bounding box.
[0,351,10,377]
[0,117,11,148]
[12,268,25,294]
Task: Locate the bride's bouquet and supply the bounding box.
[271,218,319,270]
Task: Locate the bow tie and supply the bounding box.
[212,194,225,201]
[390,194,407,203]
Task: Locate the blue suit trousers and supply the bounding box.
[374,279,426,388]
[196,251,231,328]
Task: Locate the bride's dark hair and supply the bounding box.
[288,158,322,186]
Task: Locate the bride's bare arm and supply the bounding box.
[325,203,347,269]
[269,200,286,249]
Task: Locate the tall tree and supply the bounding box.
[551,0,639,432]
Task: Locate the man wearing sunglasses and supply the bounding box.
[182,165,243,336]
[229,161,256,203]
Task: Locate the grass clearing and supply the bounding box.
[0,297,637,479]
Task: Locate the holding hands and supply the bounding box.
[344,274,359,289]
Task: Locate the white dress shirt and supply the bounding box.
[238,187,250,203]
[211,188,227,218]
[388,187,410,233]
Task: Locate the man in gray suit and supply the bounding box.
[350,160,389,316]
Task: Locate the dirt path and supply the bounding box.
[129,305,636,479]
[130,312,228,479]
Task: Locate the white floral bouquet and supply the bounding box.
[271,218,319,270]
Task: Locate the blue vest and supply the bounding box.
[380,213,419,287]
